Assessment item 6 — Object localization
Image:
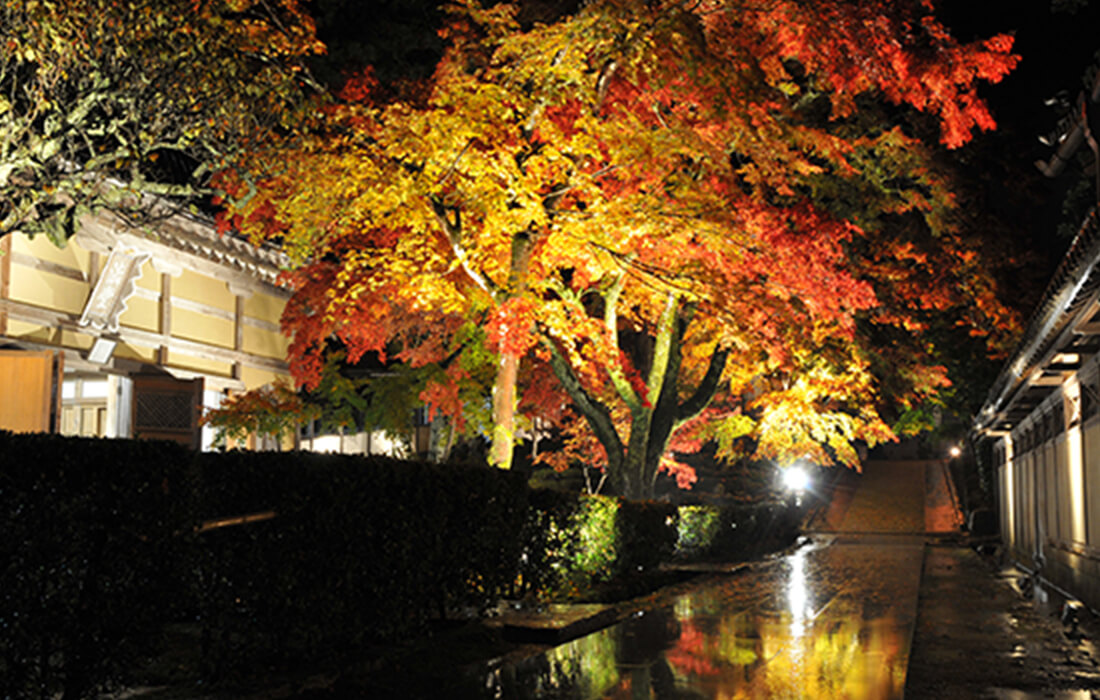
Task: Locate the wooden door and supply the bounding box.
[0,349,62,433]
[132,374,203,449]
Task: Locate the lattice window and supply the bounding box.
[135,391,193,431]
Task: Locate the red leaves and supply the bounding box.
[715,0,1018,148]
[419,365,470,432]
[338,67,380,103]
[220,0,1018,490]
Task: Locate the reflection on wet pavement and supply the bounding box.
[488,537,924,699]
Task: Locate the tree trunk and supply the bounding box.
[547,292,729,499]
[490,350,520,469]
[488,232,533,470]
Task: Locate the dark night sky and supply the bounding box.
[939,1,1100,306]
[942,1,1099,154]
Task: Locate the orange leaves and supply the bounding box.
[485,296,539,357]
[218,0,1019,491]
[419,365,471,433]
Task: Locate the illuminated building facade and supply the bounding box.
[975,70,1100,607]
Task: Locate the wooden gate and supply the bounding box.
[0,349,62,434]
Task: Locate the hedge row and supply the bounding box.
[192,450,529,675]
[0,431,801,697]
[0,433,528,697]
[0,432,195,700]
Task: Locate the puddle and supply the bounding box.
[481,540,925,699]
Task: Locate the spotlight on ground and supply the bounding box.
[782,465,811,493]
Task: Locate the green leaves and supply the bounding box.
[0,0,322,240]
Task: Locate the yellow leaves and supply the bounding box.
[747,360,894,468]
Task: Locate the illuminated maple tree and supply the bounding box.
[0,0,323,244]
[202,379,320,448]
[222,0,1018,497]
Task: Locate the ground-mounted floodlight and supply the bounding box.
[779,462,812,508]
[782,465,811,493]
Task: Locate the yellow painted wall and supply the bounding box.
[174,269,235,313]
[5,319,53,344]
[13,233,91,274]
[8,266,89,315]
[5,230,291,394]
[114,343,158,363]
[244,292,286,324]
[173,307,234,348]
[242,325,289,359]
[240,365,282,391]
[134,259,160,292]
[59,329,94,350]
[168,353,233,377]
[117,296,160,332]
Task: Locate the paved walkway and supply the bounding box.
[818,459,1100,698]
[815,459,961,535]
[907,545,1100,698]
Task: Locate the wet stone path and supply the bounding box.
[482,536,923,699]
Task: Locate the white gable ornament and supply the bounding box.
[79,248,151,333]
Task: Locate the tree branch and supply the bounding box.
[542,334,624,470]
[677,346,729,423]
[602,273,643,411]
[430,196,495,296]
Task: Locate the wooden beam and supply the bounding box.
[196,510,277,534]
[0,234,10,337]
[158,273,171,365]
[88,251,100,287]
[233,295,244,380]
[8,250,87,283]
[0,298,288,374]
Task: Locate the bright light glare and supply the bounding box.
[782,466,811,492]
[949,445,962,458]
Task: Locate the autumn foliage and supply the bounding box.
[221,0,1019,498]
[0,0,323,243]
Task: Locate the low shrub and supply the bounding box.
[675,500,801,562]
[519,491,679,600]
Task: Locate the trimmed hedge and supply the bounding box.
[0,433,528,693]
[1,430,801,694]
[0,431,195,700]
[194,451,528,672]
[675,500,802,561]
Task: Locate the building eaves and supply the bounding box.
[975,208,1100,434]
